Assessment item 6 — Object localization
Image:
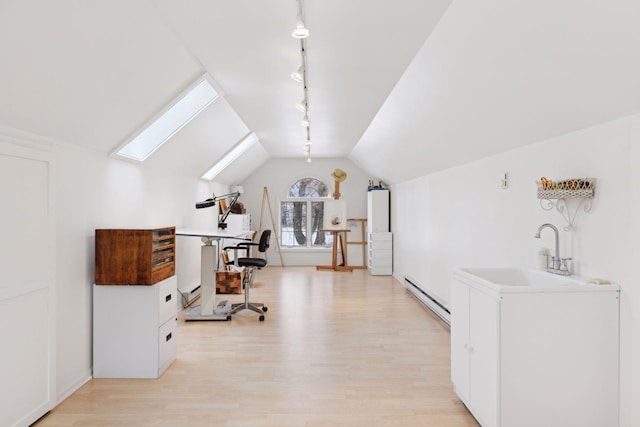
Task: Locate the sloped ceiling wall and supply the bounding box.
[1,1,639,186]
[351,0,640,183]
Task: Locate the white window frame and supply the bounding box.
[279,177,332,250]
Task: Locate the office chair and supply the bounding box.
[223,230,270,321]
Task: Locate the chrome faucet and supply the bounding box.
[534,223,571,275]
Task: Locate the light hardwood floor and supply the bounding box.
[37,267,478,427]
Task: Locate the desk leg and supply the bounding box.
[200,244,217,316]
[185,240,230,321]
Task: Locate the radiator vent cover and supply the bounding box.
[403,276,450,326]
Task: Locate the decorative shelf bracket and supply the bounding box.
[539,197,593,231]
[536,177,596,231]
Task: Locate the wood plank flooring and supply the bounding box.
[36,267,478,427]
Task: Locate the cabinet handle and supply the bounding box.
[166,332,172,342]
[165,294,172,302]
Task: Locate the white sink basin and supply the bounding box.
[455,267,613,293]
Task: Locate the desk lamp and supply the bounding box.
[195,191,241,229]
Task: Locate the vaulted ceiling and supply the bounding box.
[1,0,639,185]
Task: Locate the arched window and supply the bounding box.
[280,178,332,248]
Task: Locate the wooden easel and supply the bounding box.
[316,229,353,272]
[346,218,367,269]
[258,187,284,267]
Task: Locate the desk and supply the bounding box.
[177,229,253,321]
[316,229,353,272]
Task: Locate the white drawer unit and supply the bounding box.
[367,232,392,275]
[93,275,178,378]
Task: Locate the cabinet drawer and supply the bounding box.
[368,232,392,241]
[158,276,178,324]
[368,256,392,267]
[368,266,392,275]
[368,240,392,250]
[369,248,392,259]
[158,318,177,376]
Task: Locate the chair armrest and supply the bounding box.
[223,243,252,263]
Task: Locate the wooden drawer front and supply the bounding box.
[158,276,178,324]
[158,318,177,376]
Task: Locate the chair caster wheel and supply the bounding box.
[226,315,232,321]
[259,315,265,321]
[262,306,268,312]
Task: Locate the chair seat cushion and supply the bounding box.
[237,257,267,268]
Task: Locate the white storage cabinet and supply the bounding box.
[93,275,178,378]
[367,232,392,275]
[367,189,389,233]
[451,275,619,427]
[367,189,392,275]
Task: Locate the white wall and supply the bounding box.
[54,142,223,402]
[239,157,373,266]
[391,113,640,427]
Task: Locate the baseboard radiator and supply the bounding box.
[179,284,201,308]
[403,276,450,326]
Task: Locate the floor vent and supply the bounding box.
[403,276,450,326]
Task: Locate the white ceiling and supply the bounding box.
[1,0,639,185]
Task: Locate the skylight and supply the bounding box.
[115,76,220,161]
[201,132,259,181]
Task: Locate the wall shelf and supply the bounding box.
[536,178,596,231]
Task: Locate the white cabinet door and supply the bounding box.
[468,287,499,427]
[0,141,55,427]
[451,280,499,427]
[450,279,470,403]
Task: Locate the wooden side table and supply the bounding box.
[316,229,353,272]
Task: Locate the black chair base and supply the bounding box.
[228,266,267,321]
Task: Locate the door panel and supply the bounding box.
[0,143,55,427]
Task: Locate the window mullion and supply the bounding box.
[307,200,312,247]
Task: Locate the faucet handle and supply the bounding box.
[560,258,572,272]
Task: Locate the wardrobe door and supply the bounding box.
[0,141,55,427]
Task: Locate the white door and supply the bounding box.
[0,140,55,427]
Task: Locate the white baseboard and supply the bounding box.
[56,372,92,404]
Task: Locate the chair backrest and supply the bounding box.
[258,230,271,253]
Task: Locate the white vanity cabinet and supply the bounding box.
[451,274,619,427]
[93,275,178,378]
